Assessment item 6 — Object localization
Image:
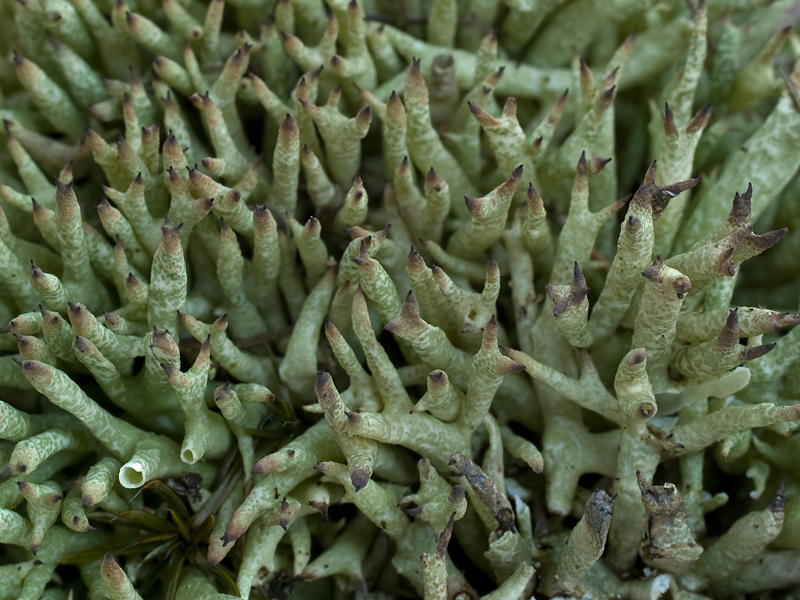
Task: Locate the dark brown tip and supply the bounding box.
[629,348,647,366]
[308,499,329,521]
[350,468,370,492]
[280,113,297,134]
[686,104,713,134]
[641,257,663,282]
[577,151,587,175]
[436,512,455,558]
[598,85,615,107]
[572,261,589,292]
[73,336,90,353]
[220,532,235,547]
[715,308,740,351]
[663,103,678,138]
[626,214,641,233]
[345,411,362,426]
[587,156,611,176]
[428,369,447,387]
[744,229,788,256]
[742,343,776,361]
[729,192,750,225]
[672,274,691,296]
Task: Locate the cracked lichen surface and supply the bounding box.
[1,0,800,598]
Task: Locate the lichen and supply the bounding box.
[1,0,800,598]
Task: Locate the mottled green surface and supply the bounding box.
[2,0,800,598]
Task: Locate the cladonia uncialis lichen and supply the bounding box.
[1,0,800,598]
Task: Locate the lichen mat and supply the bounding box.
[1,0,800,598]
